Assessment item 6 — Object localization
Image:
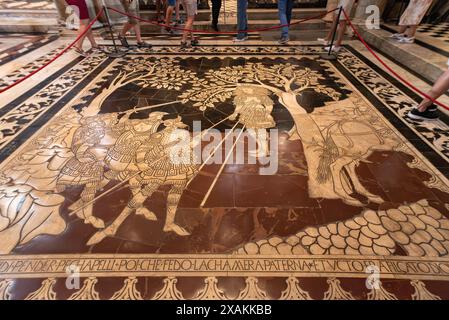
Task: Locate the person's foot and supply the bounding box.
[191,37,199,46]
[317,37,329,45]
[212,23,219,32]
[278,36,289,45]
[408,107,439,121]
[398,36,415,44]
[324,45,341,53]
[73,46,89,57]
[137,41,152,49]
[233,35,249,42]
[180,41,191,49]
[90,45,105,53]
[118,35,130,48]
[165,27,174,34]
[390,33,405,40]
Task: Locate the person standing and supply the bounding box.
[118,0,152,48]
[390,0,433,44]
[65,0,102,56]
[234,0,248,42]
[211,0,222,32]
[278,0,294,45]
[165,0,177,34]
[408,59,449,121]
[180,0,199,48]
[317,0,357,53]
[156,0,166,22]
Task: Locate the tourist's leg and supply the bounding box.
[211,0,221,29]
[237,0,248,38]
[405,25,418,38]
[278,0,289,39]
[165,0,176,31]
[417,68,449,111]
[335,20,347,47]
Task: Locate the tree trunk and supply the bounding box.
[277,91,339,200]
[82,86,117,117]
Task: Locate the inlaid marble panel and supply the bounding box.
[1,45,449,300]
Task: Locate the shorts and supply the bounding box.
[182,0,198,17]
[65,0,89,20]
[336,0,355,20]
[120,0,138,25]
[167,0,176,7]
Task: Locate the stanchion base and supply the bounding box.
[320,53,338,60]
[106,51,127,58]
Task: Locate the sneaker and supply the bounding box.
[278,36,289,45]
[137,41,152,49]
[398,36,415,44]
[324,45,341,53]
[165,27,174,34]
[212,23,219,32]
[390,33,405,40]
[408,107,439,120]
[317,37,329,45]
[233,36,249,42]
[427,104,438,112]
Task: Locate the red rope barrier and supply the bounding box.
[0,8,104,95]
[343,9,449,112]
[107,6,339,35]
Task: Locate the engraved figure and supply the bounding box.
[230,85,276,157]
[87,116,199,245]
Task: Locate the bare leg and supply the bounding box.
[418,68,449,111]
[325,15,338,41]
[335,20,347,47]
[405,25,418,38]
[182,16,194,43]
[165,5,175,30]
[175,0,180,21]
[120,22,133,37]
[75,19,91,50]
[133,24,143,43]
[398,25,407,34]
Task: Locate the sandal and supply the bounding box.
[73,47,89,57]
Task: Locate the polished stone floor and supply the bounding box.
[1,31,449,300]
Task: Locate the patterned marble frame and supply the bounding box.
[1,45,449,300]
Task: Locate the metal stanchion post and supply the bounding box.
[101,0,126,58]
[320,6,343,60]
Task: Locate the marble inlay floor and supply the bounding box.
[418,23,449,43]
[1,42,449,300]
